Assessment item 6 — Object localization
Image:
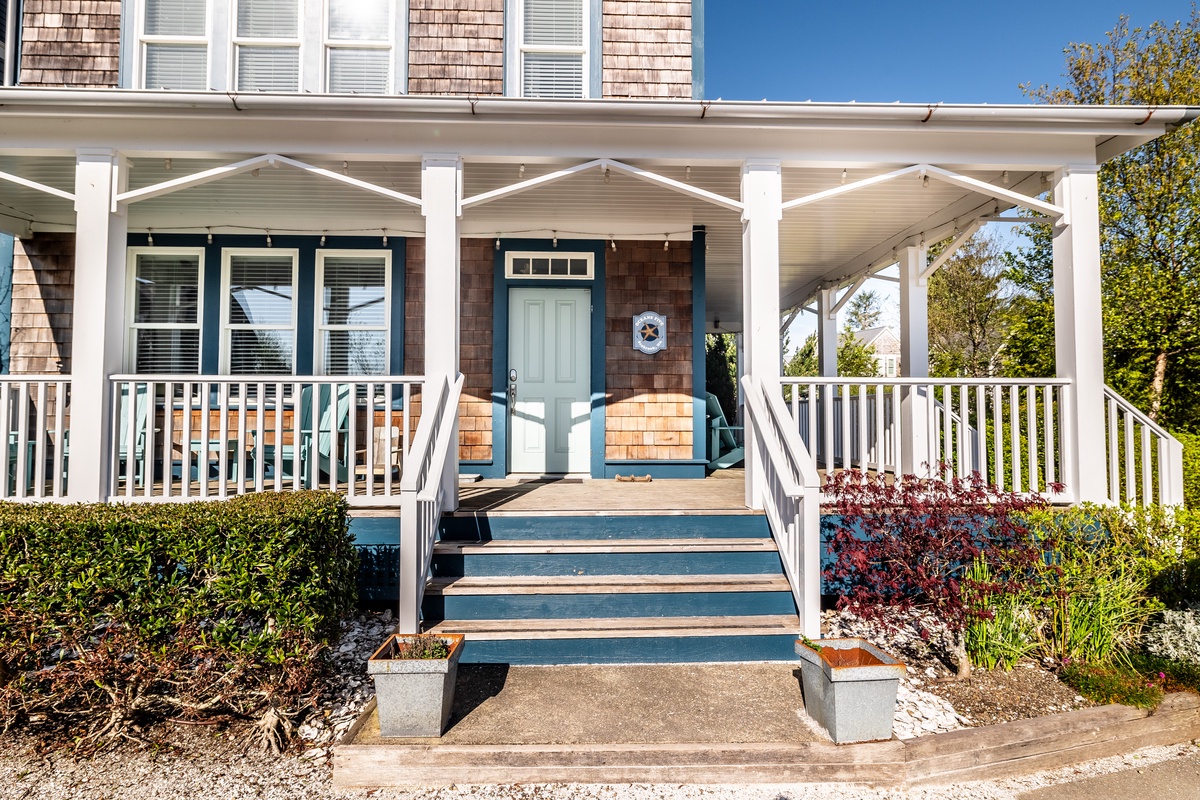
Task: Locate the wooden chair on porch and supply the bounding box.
[706,392,745,470]
[354,425,403,482]
[252,383,353,485]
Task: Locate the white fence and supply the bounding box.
[780,378,1073,500]
[0,377,71,500]
[106,375,424,504]
[742,375,821,639]
[398,373,464,634]
[1104,386,1184,507]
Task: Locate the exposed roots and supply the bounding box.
[252,706,294,755]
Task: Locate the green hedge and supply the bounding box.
[0,492,357,750]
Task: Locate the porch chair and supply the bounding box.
[253,383,353,485]
[115,383,152,485]
[706,392,745,470]
[354,425,403,483]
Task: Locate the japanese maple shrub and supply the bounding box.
[823,470,1048,678]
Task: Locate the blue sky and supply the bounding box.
[704,1,1196,103]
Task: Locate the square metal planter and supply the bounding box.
[367,633,465,738]
[795,637,906,744]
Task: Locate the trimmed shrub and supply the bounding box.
[0,492,357,751]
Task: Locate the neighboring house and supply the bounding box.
[0,2,1193,644]
[849,326,900,377]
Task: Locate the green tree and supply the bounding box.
[1027,11,1200,426]
[845,290,883,331]
[705,333,738,418]
[783,332,880,378]
[927,232,1011,378]
[1001,217,1057,378]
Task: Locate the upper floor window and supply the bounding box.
[326,0,394,94]
[235,0,301,92]
[141,0,210,90]
[519,0,586,98]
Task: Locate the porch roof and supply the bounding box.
[1,89,1197,329]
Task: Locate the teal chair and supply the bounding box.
[254,383,352,485]
[115,383,152,485]
[706,392,745,470]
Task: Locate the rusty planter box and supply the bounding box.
[795,637,906,744]
[367,634,464,738]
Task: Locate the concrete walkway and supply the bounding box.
[1018,749,1200,799]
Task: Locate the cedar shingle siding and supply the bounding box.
[18,0,121,87]
[9,234,74,375]
[408,0,505,95]
[603,0,692,98]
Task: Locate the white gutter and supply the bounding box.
[0,88,1197,130]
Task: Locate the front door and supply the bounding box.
[508,287,591,474]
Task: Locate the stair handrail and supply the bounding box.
[1102,384,1184,506]
[741,374,821,639]
[399,372,464,633]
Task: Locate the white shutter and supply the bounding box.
[145,0,207,37]
[144,44,208,90]
[328,0,391,40]
[328,49,389,94]
[237,0,298,38]
[522,53,583,98]
[237,46,300,91]
[523,0,583,47]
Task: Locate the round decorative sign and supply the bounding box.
[633,311,667,354]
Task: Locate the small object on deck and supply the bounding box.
[614,474,652,483]
[459,473,482,485]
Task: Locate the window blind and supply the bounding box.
[523,0,583,47]
[321,257,386,326]
[228,254,294,326]
[237,0,298,38]
[237,46,300,91]
[228,330,293,374]
[328,0,390,41]
[145,43,208,90]
[134,253,199,325]
[522,52,583,98]
[328,49,389,94]
[136,330,200,374]
[145,0,207,37]
[322,330,386,375]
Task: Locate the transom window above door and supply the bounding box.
[506,251,593,279]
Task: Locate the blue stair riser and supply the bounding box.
[423,590,797,621]
[438,514,770,542]
[431,550,783,578]
[457,633,802,665]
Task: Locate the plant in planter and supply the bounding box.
[795,637,906,743]
[367,633,465,737]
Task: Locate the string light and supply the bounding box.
[206,227,213,244]
[495,235,501,250]
[664,234,670,251]
[993,202,1001,216]
[922,174,929,188]
[841,169,848,185]
[610,236,616,251]
[519,164,525,178]
[266,229,272,247]
[164,158,172,171]
[252,168,260,177]
[320,232,327,246]
[953,219,960,235]
[685,166,692,181]
[382,229,388,246]
[342,161,349,176]
[147,228,154,246]
[1002,170,1010,185]
[552,232,558,248]
[603,168,610,184]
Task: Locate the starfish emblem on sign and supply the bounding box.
[640,323,659,341]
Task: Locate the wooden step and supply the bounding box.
[425,574,794,596]
[424,614,802,640]
[432,538,779,555]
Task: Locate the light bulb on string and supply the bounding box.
[320,232,327,246]
[266,230,272,247]
[147,228,154,246]
[206,227,213,244]
[841,169,848,184]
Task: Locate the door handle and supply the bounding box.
[509,383,517,415]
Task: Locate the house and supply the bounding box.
[850,326,900,377]
[0,1,1195,654]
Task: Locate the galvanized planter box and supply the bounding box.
[368,633,465,738]
[795,637,906,744]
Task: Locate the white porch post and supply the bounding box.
[1052,166,1106,503]
[741,159,782,509]
[421,154,462,512]
[69,149,128,502]
[816,287,838,377]
[898,244,930,475]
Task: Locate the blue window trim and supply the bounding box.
[124,233,405,376]
[0,233,12,374]
[488,238,607,479]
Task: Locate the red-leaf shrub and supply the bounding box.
[824,469,1049,673]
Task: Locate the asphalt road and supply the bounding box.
[1019,749,1200,800]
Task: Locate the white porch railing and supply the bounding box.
[0,376,71,500]
[780,378,1074,500]
[398,373,464,634]
[1104,386,1184,507]
[741,374,821,639]
[106,375,424,504]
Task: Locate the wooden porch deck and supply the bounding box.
[456,469,750,514]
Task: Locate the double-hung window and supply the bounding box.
[234,0,301,91]
[222,250,299,375]
[316,251,390,375]
[325,0,393,94]
[128,249,204,374]
[140,0,210,90]
[519,0,586,98]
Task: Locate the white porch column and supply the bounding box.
[898,244,930,475]
[1052,166,1106,503]
[741,159,782,509]
[421,154,461,511]
[70,149,129,502]
[816,287,838,377]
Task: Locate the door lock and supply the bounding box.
[509,383,517,414]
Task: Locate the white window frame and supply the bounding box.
[322,0,395,94]
[314,249,392,376]
[231,0,304,92]
[125,247,206,374]
[511,0,590,99]
[505,251,594,280]
[136,0,213,90]
[220,248,300,375]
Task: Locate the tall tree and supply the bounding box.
[1001,217,1057,378]
[845,290,883,331]
[783,332,881,378]
[927,232,1011,378]
[705,333,738,418]
[1026,11,1200,425]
